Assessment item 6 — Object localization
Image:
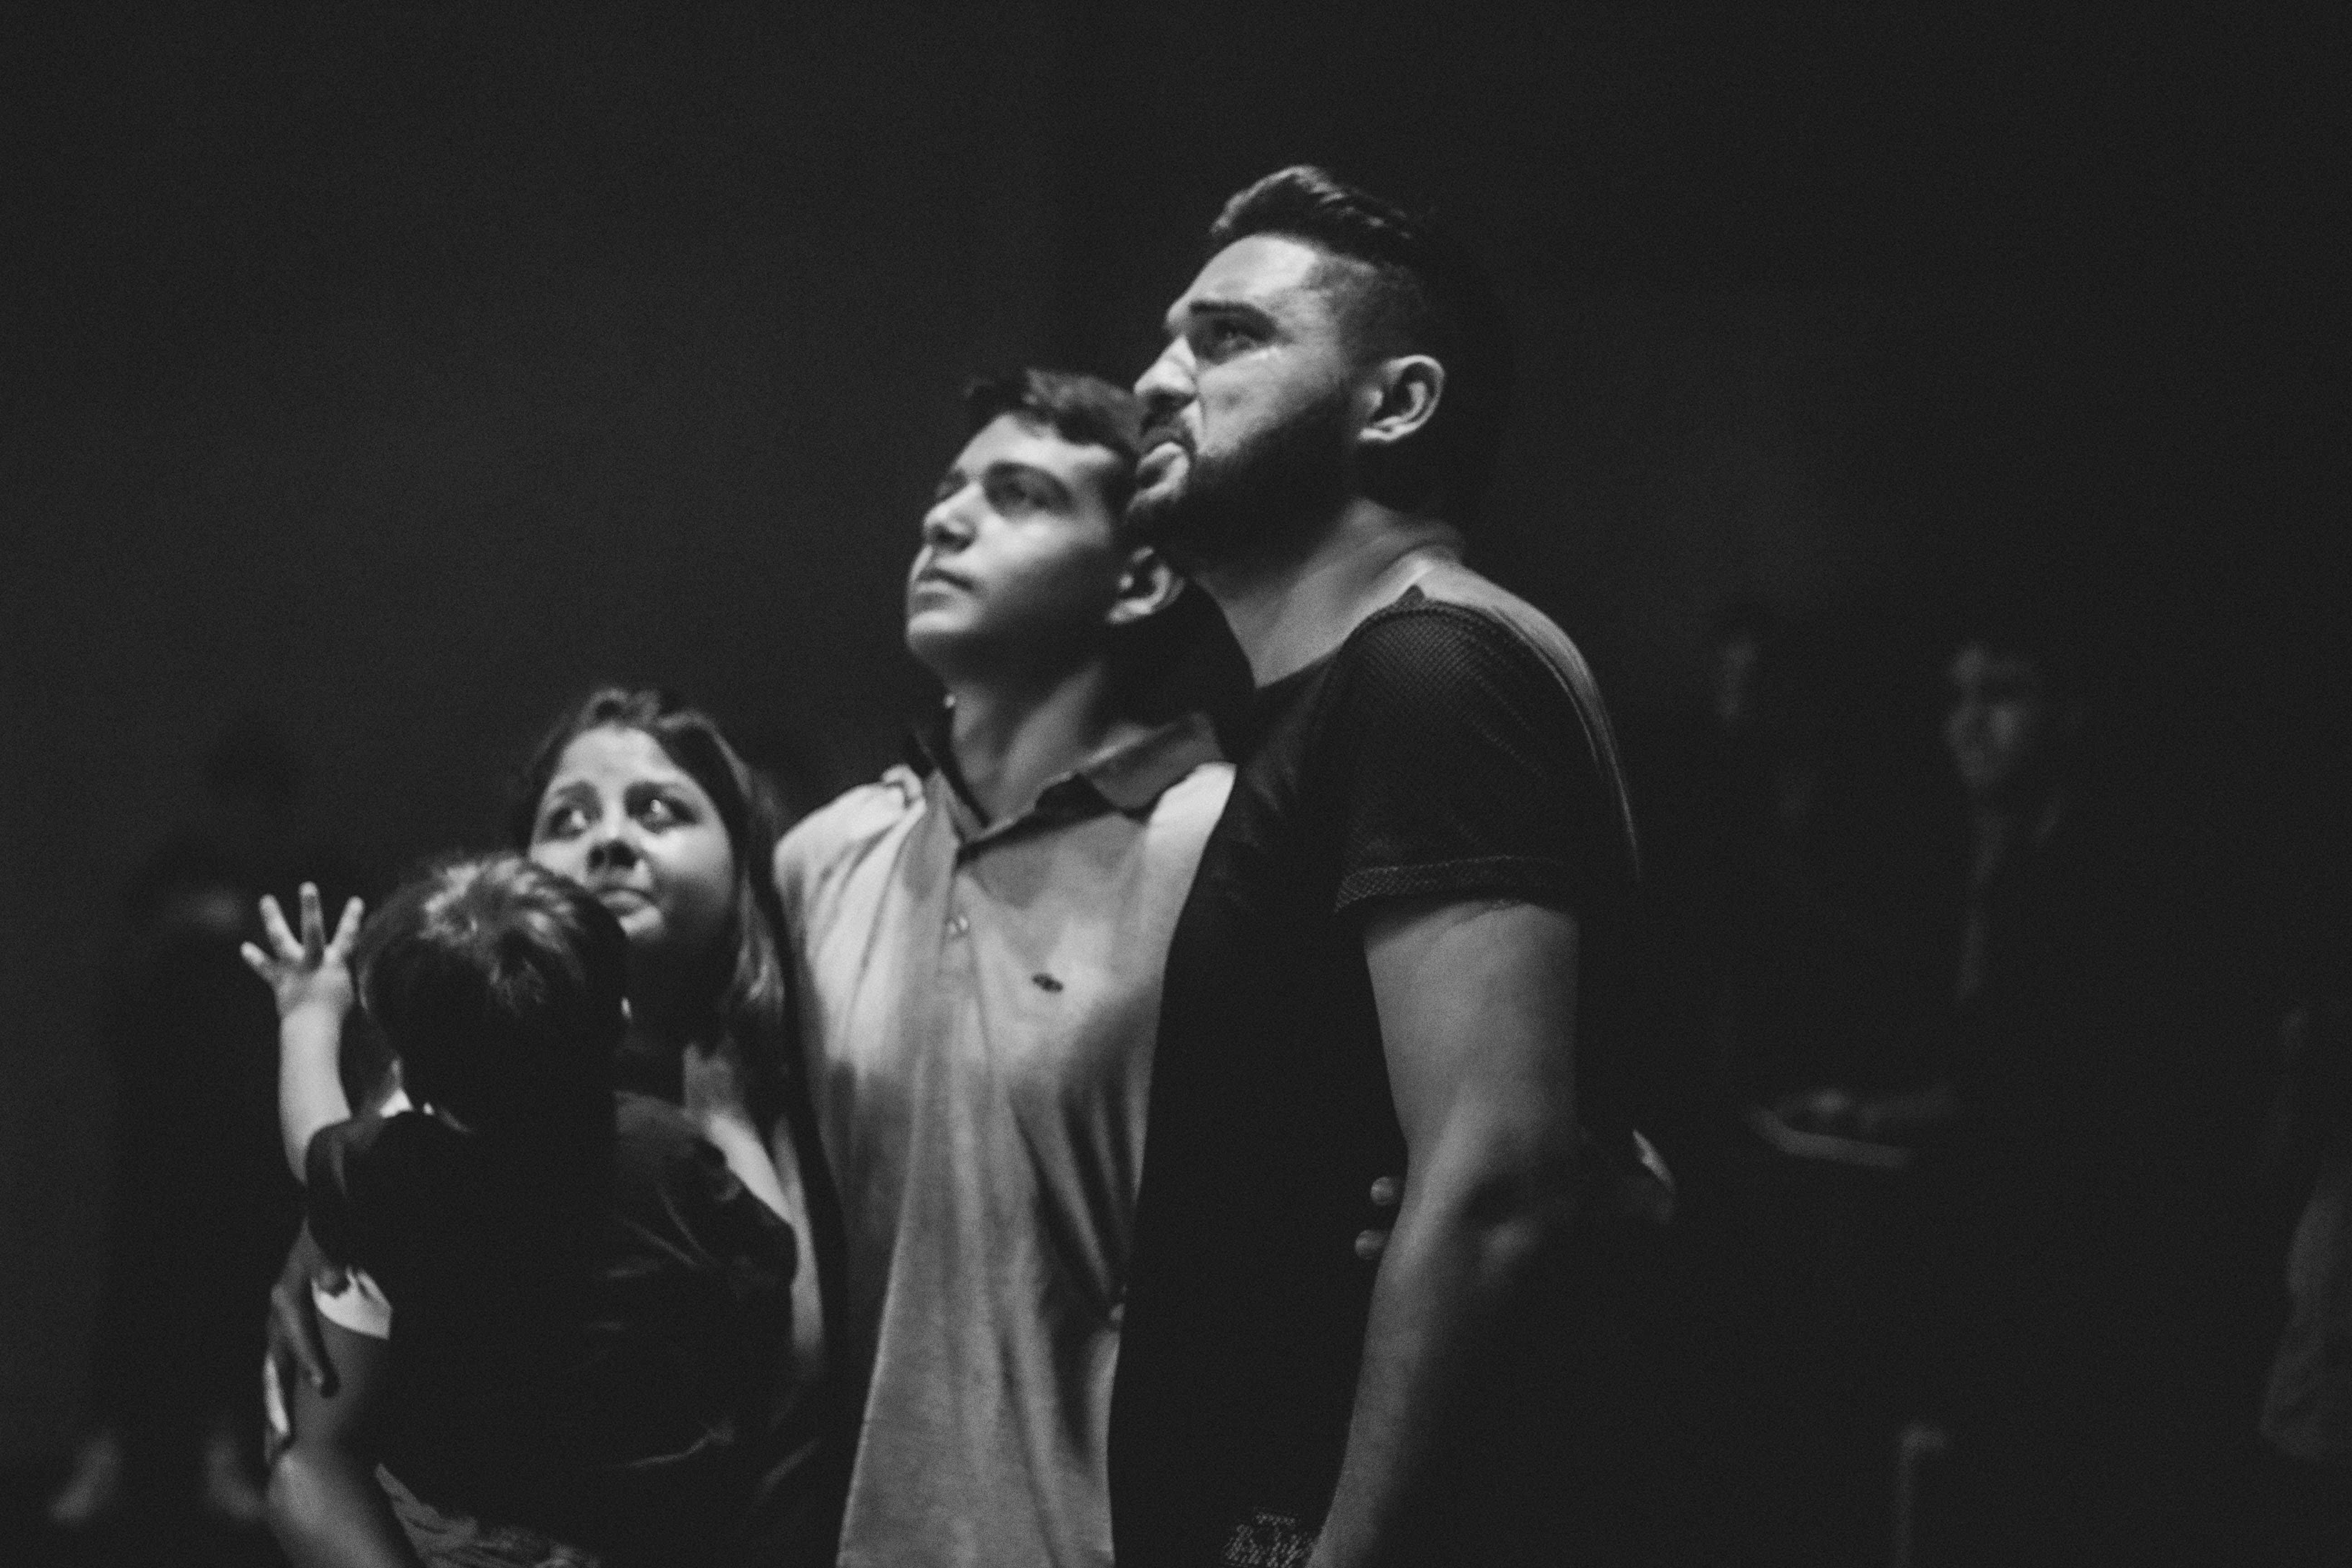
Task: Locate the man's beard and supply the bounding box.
[1127,385,1355,576]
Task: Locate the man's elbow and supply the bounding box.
[1446,1135,1583,1255]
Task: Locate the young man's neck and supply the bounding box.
[1195,498,1464,686]
[941,657,1145,825]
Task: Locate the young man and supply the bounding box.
[773,369,1234,1568]
[1106,168,1661,1567]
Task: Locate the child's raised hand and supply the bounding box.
[242,883,364,1020]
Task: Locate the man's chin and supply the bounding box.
[1126,485,1235,574]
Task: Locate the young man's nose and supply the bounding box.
[922,494,975,550]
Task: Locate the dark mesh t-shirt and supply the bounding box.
[1108,582,1641,1567]
[307,1093,814,1566]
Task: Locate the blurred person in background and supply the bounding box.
[49,715,368,1534]
[1778,609,2230,1564]
[2248,987,2352,1562]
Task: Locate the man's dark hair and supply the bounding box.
[964,368,1145,519]
[354,854,625,1142]
[1208,165,1513,519]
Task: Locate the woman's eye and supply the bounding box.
[637,796,680,827]
[539,804,587,838]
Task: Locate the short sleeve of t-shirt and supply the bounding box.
[1326,600,1623,917]
[304,1113,387,1274]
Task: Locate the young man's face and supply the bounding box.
[1944,642,2058,803]
[905,413,1133,681]
[1127,233,1366,570]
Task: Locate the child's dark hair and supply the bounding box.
[353,854,625,1143]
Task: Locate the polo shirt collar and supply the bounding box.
[903,705,1221,844]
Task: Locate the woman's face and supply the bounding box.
[527,725,738,967]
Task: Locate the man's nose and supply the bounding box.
[922,492,975,551]
[1133,338,1193,415]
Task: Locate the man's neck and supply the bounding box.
[1195,499,1464,686]
[942,659,1144,825]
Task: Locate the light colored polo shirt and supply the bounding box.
[775,713,1231,1568]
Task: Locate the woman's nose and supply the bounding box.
[586,828,640,873]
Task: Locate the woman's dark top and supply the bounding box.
[306,1092,812,1566]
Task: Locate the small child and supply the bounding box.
[245,856,807,1568]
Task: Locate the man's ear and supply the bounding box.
[1357,355,1445,452]
[1106,546,1186,628]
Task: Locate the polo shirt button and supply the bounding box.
[948,913,970,936]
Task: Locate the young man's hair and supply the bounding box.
[1208,165,1514,520]
[353,854,626,1140]
[963,368,1146,519]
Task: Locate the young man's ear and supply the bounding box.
[1106,547,1186,628]
[1357,355,1445,452]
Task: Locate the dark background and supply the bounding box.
[1,0,2340,1460]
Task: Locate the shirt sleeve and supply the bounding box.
[1327,603,1627,917]
[303,1114,382,1274]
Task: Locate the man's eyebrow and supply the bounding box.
[1165,293,1274,335]
[1189,296,1274,327]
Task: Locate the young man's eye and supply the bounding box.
[986,477,1048,513]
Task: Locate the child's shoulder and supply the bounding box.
[608,1091,733,1193]
[305,1108,471,1269]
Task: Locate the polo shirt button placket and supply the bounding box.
[947,912,970,938]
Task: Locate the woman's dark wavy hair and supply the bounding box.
[507,687,794,1115]
[352,854,624,1151]
[1208,165,1513,523]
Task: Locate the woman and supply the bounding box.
[264,687,841,1563]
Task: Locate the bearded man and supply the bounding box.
[1107,167,1664,1568]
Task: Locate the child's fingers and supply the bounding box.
[239,942,273,978]
[298,883,325,956]
[258,895,301,960]
[326,897,365,959]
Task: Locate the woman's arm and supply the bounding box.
[267,1317,420,1568]
[244,885,366,1182]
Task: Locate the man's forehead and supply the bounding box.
[1169,233,1343,325]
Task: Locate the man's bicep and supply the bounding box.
[1362,897,1580,1165]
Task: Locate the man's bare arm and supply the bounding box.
[1309,896,1583,1568]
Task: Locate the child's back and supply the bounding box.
[252,857,820,1568]
[307,1091,807,1563]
